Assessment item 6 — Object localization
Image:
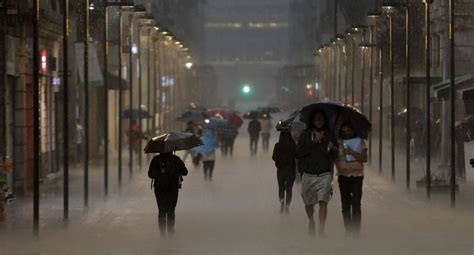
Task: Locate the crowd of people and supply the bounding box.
[146,104,368,239]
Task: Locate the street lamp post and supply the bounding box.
[63,0,70,220]
[424,0,433,198]
[83,0,90,207]
[381,5,396,181]
[378,47,384,173]
[118,10,123,185]
[449,0,456,208]
[33,0,40,234]
[103,0,134,195]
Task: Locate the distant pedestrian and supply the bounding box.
[296,110,337,237]
[248,118,262,155]
[335,122,367,236]
[272,131,296,214]
[183,121,201,162]
[260,118,272,152]
[126,119,145,154]
[76,121,84,163]
[148,152,188,238]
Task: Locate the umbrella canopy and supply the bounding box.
[207,108,243,128]
[202,117,238,137]
[144,132,203,154]
[395,107,424,126]
[176,110,209,122]
[185,103,207,112]
[121,107,152,119]
[192,130,219,154]
[243,110,271,120]
[300,99,371,139]
[257,106,281,113]
[276,111,299,131]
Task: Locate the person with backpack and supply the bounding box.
[272,131,297,214]
[148,152,188,238]
[335,122,367,236]
[248,118,262,155]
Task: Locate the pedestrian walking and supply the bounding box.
[182,121,202,162]
[272,131,296,214]
[248,118,262,155]
[296,110,337,237]
[126,119,145,154]
[76,121,84,163]
[148,152,189,238]
[260,118,272,152]
[335,122,367,236]
[193,129,219,181]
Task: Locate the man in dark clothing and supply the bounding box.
[272,131,297,214]
[148,152,188,237]
[248,118,262,155]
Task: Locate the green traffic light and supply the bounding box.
[241,84,252,96]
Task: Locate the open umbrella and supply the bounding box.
[207,108,243,128]
[121,106,152,119]
[202,117,238,137]
[144,132,203,154]
[300,99,371,139]
[185,102,207,112]
[243,110,267,120]
[276,111,300,131]
[257,106,281,113]
[192,130,219,154]
[176,110,209,122]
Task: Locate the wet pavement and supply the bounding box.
[0,134,473,255]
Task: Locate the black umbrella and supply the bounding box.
[257,106,281,113]
[243,111,269,120]
[300,99,371,139]
[176,110,209,122]
[121,107,152,119]
[144,132,203,154]
[185,103,207,112]
[202,117,238,137]
[276,111,299,131]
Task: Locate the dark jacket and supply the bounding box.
[272,142,296,170]
[248,119,262,137]
[296,129,336,175]
[148,154,188,191]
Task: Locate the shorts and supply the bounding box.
[301,172,332,205]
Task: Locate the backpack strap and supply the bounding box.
[150,179,154,190]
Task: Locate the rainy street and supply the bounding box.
[2,0,474,254]
[1,132,473,254]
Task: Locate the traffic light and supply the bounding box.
[240,84,253,96]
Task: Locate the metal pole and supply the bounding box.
[333,46,337,99]
[338,45,343,101]
[83,0,90,206]
[425,0,432,199]
[118,11,123,185]
[361,48,366,113]
[405,5,411,189]
[138,28,143,168]
[128,14,133,177]
[152,40,157,134]
[147,32,151,138]
[103,3,109,196]
[33,0,40,234]
[344,44,348,104]
[378,47,384,173]
[389,14,395,181]
[369,26,374,164]
[334,0,338,36]
[63,0,69,220]
[351,37,355,106]
[449,0,456,208]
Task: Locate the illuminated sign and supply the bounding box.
[41,50,47,72]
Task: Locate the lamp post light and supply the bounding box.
[367,10,381,165]
[423,0,433,198]
[448,0,456,208]
[381,3,396,181]
[103,0,134,189]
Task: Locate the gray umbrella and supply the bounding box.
[144,132,203,154]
